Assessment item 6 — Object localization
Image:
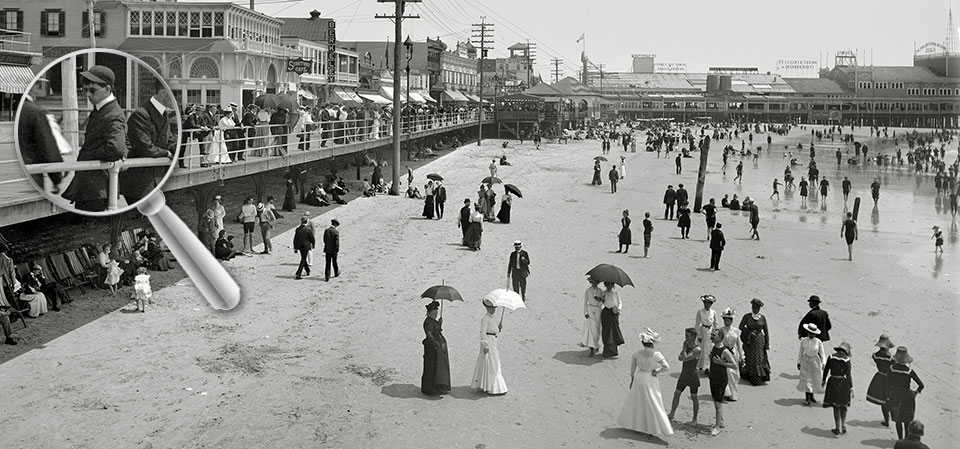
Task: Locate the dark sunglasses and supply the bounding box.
[82,84,104,94]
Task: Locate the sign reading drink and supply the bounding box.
[327,21,337,82]
[286,58,313,74]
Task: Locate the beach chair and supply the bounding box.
[48,253,88,295]
[0,276,29,329]
[66,250,98,288]
[27,258,72,303]
[33,257,75,301]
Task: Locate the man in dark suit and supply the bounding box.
[293,217,315,280]
[319,104,331,147]
[18,79,64,190]
[61,65,128,212]
[894,420,929,449]
[323,218,340,282]
[709,223,725,270]
[797,295,832,342]
[676,183,688,207]
[226,102,244,162]
[663,185,677,220]
[119,87,175,205]
[434,180,446,219]
[179,104,201,168]
[458,198,471,245]
[198,105,217,166]
[241,104,259,157]
[507,240,531,301]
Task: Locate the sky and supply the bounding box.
[192,0,955,77]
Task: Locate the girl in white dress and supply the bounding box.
[131,266,152,313]
[580,277,603,356]
[797,323,826,405]
[471,298,507,395]
[104,256,123,296]
[695,295,718,372]
[617,328,674,436]
[208,111,234,165]
[720,308,743,401]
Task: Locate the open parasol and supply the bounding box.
[482,176,502,185]
[426,173,444,181]
[254,93,299,111]
[483,288,526,327]
[421,282,464,319]
[503,184,522,198]
[594,156,608,161]
[585,263,634,288]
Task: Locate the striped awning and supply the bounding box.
[297,89,317,100]
[0,64,36,94]
[379,86,407,102]
[464,94,481,103]
[407,92,427,103]
[359,93,391,104]
[412,90,436,102]
[441,90,469,102]
[330,87,363,103]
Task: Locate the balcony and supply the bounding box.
[0,28,33,54]
[230,38,300,58]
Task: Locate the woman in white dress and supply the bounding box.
[695,295,718,373]
[720,308,743,401]
[797,323,826,405]
[20,274,48,318]
[208,111,234,165]
[471,298,507,395]
[580,277,603,356]
[617,328,674,437]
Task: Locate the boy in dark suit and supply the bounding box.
[507,240,531,301]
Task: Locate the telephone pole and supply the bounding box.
[524,39,536,87]
[551,58,563,83]
[597,63,605,94]
[376,0,419,195]
[472,17,493,146]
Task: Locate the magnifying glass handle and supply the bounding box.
[137,191,241,310]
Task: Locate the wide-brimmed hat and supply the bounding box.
[893,346,913,364]
[256,202,264,211]
[481,298,494,307]
[639,328,661,344]
[721,307,736,319]
[874,334,895,349]
[750,298,764,308]
[700,294,716,303]
[802,323,821,335]
[834,341,852,356]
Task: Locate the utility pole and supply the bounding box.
[472,17,493,146]
[524,39,536,87]
[597,63,605,94]
[87,0,97,65]
[551,58,562,83]
[376,0,419,195]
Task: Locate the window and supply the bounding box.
[178,11,187,36]
[201,11,212,38]
[186,89,201,105]
[154,9,163,36]
[2,9,24,31]
[166,11,176,36]
[189,12,200,37]
[82,10,105,37]
[40,9,65,36]
[189,56,219,79]
[214,12,224,37]
[130,11,140,35]
[205,89,220,105]
[141,11,152,36]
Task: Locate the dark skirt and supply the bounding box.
[422,338,451,395]
[822,376,852,408]
[888,387,917,423]
[283,186,297,211]
[677,214,691,228]
[464,221,482,250]
[497,201,511,223]
[619,227,632,245]
[422,195,435,218]
[600,307,624,357]
[741,331,771,383]
[866,372,888,405]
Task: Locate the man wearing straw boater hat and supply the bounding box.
[506,240,530,301]
[797,295,832,342]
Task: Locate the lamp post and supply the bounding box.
[404,36,413,120]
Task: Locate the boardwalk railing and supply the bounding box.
[23,158,172,211]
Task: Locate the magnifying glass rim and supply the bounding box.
[13,47,184,217]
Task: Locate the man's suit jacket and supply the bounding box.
[709,229,725,251]
[18,98,64,185]
[459,205,471,227]
[323,226,340,254]
[797,307,832,341]
[293,224,315,251]
[120,102,174,201]
[434,186,446,204]
[241,111,258,137]
[663,188,677,205]
[61,99,127,204]
[508,250,531,278]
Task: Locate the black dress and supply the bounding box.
[866,350,893,405]
[282,180,297,211]
[887,363,924,424]
[600,306,624,357]
[677,207,691,230]
[497,198,511,223]
[822,354,852,408]
[421,316,451,395]
[709,346,729,402]
[618,217,632,245]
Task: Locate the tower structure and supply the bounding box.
[946,6,960,55]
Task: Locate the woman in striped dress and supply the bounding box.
[865,334,895,427]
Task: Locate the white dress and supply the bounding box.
[797,337,826,394]
[617,348,674,436]
[580,285,603,349]
[695,308,718,370]
[722,326,743,400]
[471,312,508,394]
[133,274,152,301]
[104,260,122,286]
[21,291,48,318]
[207,116,234,164]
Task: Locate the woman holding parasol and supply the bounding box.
[471,298,508,395]
[421,300,451,396]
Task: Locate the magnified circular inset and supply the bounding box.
[13,48,240,311]
[15,48,180,214]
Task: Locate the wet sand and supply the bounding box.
[0,126,956,448]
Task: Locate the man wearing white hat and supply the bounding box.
[506,241,530,301]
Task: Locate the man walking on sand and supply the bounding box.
[734,161,744,184]
[840,212,858,261]
[797,295,831,342]
[709,223,725,270]
[507,240,531,301]
[293,217,315,280]
[458,199,472,245]
[323,219,340,282]
[609,165,620,193]
[663,185,677,220]
[676,153,683,175]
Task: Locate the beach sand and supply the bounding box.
[0,127,956,448]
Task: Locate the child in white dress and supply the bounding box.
[104,257,123,296]
[132,267,152,313]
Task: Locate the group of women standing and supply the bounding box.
[579,278,625,358]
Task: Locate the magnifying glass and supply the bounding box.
[13,48,239,310]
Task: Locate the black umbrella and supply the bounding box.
[585,264,634,288]
[421,282,464,319]
[254,93,298,111]
[482,176,502,185]
[504,184,522,198]
[594,156,608,161]
[426,173,444,181]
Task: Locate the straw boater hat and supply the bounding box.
[721,307,736,319]
[874,334,895,349]
[893,346,913,364]
[639,328,661,344]
[834,341,852,356]
[700,294,716,303]
[802,323,821,335]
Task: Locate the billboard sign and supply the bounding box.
[654,62,687,73]
[286,58,313,74]
[326,21,337,82]
[916,41,947,56]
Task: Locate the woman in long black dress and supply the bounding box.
[422,180,435,219]
[677,202,691,239]
[421,301,451,396]
[497,191,512,223]
[282,178,297,211]
[599,282,625,358]
[821,342,853,435]
[866,334,895,427]
[887,346,924,439]
[738,298,771,385]
[617,209,632,253]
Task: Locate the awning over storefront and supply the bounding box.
[359,93,391,104]
[330,87,363,104]
[412,90,436,102]
[441,90,469,102]
[297,89,317,100]
[464,94,481,103]
[379,86,407,103]
[0,65,36,94]
[407,92,427,103]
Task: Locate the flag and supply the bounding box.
[576,32,584,43]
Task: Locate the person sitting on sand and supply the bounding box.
[304,186,330,207]
[361,179,375,197]
[500,155,511,166]
[740,197,754,211]
[214,231,241,260]
[407,186,424,199]
[501,141,509,149]
[720,194,730,208]
[728,195,740,210]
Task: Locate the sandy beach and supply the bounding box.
[0,126,957,449]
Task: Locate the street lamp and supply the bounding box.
[404,35,413,115]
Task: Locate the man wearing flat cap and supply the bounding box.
[120,83,175,205]
[61,65,128,211]
[797,295,832,342]
[507,240,531,301]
